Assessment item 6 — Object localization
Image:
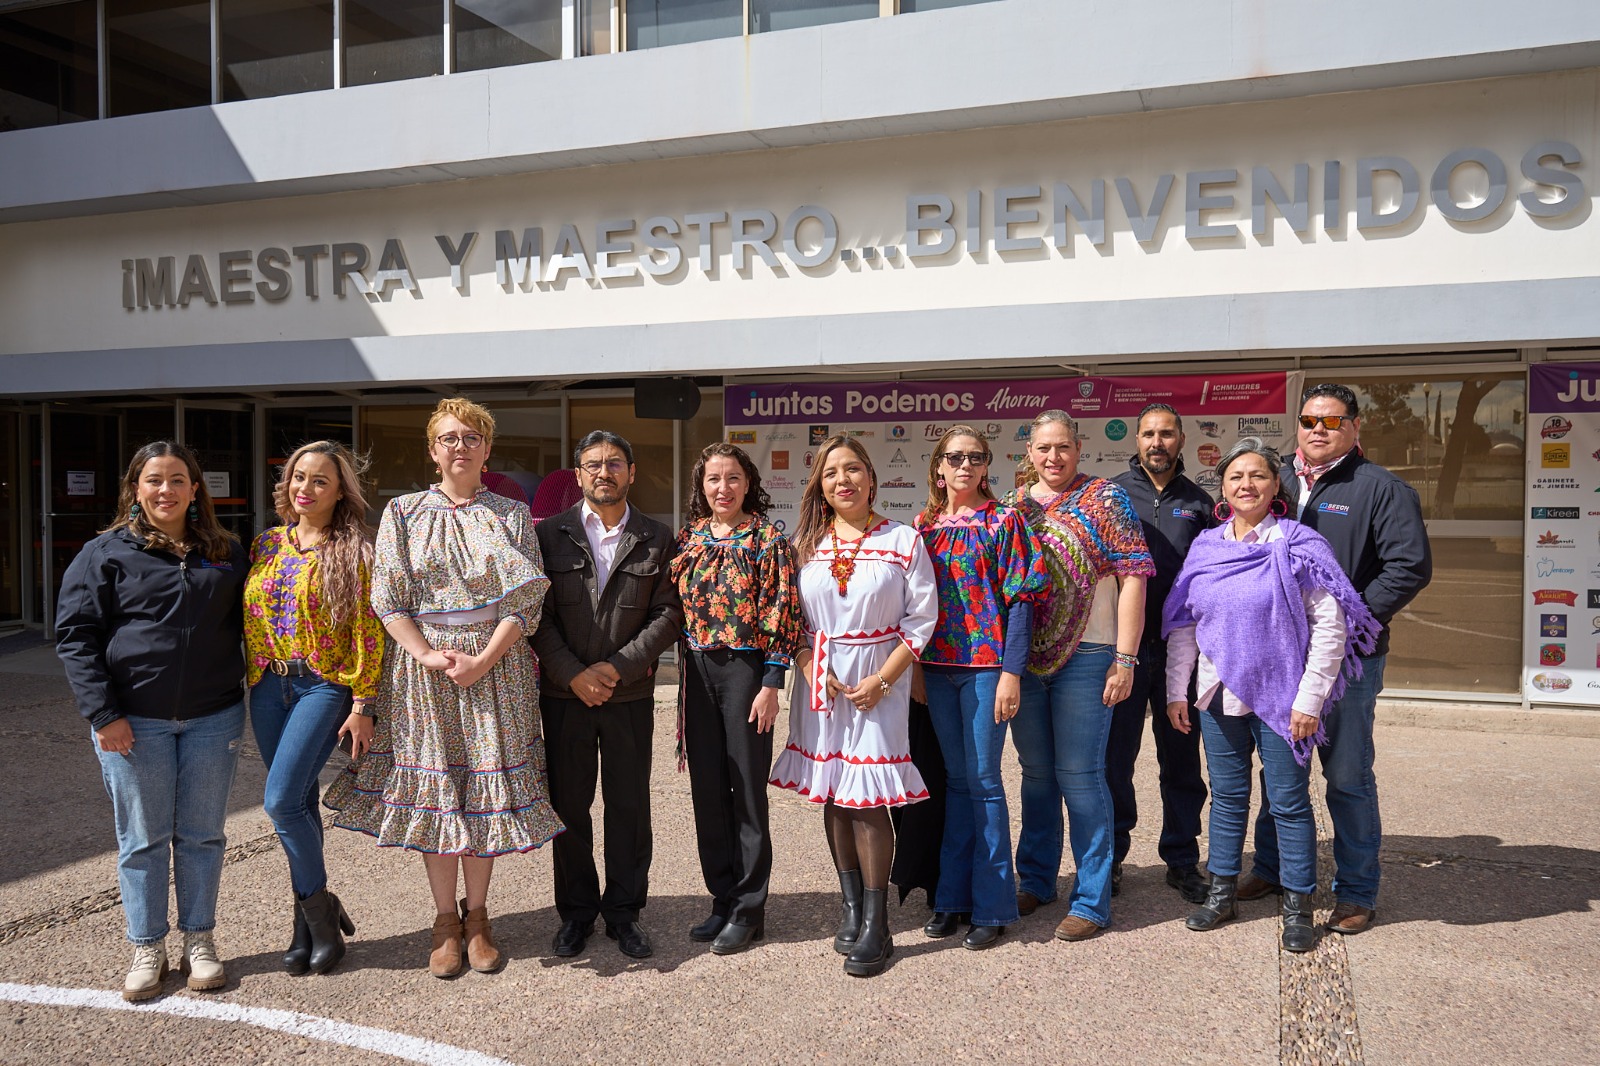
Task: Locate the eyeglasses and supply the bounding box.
[435,433,485,449]
[579,458,630,476]
[1297,415,1353,431]
[940,451,991,467]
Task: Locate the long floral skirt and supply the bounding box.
[323,619,563,856]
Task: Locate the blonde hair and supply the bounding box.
[425,397,496,448]
[273,441,376,628]
[1018,409,1080,487]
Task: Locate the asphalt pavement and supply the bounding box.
[0,633,1595,1065]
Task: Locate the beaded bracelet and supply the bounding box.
[1113,652,1139,669]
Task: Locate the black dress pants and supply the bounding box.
[543,695,655,926]
[1105,638,1208,870]
[682,648,773,925]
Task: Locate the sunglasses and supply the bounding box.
[1298,415,1353,431]
[940,451,991,467]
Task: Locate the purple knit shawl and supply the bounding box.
[1161,518,1380,765]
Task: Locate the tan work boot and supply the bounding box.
[123,943,169,1002]
[460,900,504,973]
[429,911,464,978]
[181,931,226,991]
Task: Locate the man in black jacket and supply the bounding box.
[533,430,683,961]
[1239,383,1432,934]
[1109,404,1216,904]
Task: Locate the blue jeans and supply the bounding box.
[94,701,246,944]
[249,675,353,898]
[923,666,1019,927]
[1199,709,1316,895]
[1253,654,1386,907]
[1012,643,1115,927]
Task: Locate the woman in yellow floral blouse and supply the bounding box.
[670,443,801,956]
[244,440,383,976]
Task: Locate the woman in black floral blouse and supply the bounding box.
[670,443,801,956]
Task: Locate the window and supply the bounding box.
[0,1,98,130]
[220,0,334,102]
[107,0,213,117]
[1339,373,1525,694]
[455,0,563,71]
[901,0,1001,10]
[344,0,442,87]
[750,0,876,34]
[580,0,614,55]
[625,0,742,51]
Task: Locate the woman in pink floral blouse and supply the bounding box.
[670,443,801,956]
[244,440,383,976]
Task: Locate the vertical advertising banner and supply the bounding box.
[1525,362,1600,706]
[724,371,1298,534]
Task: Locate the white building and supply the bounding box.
[4,0,1599,707]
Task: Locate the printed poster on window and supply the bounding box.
[723,371,1300,534]
[1524,362,1600,706]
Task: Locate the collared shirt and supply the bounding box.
[582,501,631,592]
[1164,514,1347,717]
[1292,448,1356,517]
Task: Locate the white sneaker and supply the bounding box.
[181,931,226,992]
[123,943,168,1002]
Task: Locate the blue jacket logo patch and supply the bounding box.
[1317,502,1351,515]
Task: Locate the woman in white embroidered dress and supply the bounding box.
[769,435,938,978]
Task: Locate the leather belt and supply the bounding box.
[267,658,314,677]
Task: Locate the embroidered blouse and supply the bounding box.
[1008,475,1155,675]
[916,500,1049,668]
[244,526,385,701]
[372,486,549,631]
[670,514,802,687]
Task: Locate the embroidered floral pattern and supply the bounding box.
[669,514,801,667]
[916,501,1049,667]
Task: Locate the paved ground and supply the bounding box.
[0,633,1596,1065]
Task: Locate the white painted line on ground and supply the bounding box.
[0,983,518,1066]
[1396,610,1519,642]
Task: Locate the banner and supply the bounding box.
[724,371,1299,533]
[1524,362,1600,706]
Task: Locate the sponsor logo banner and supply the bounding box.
[1533,589,1579,605]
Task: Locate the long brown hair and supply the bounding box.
[103,441,238,563]
[792,435,877,565]
[685,442,772,522]
[919,424,994,527]
[273,441,376,627]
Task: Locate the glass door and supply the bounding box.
[42,407,122,633]
[184,403,255,544]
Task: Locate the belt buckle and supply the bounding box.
[270,659,288,676]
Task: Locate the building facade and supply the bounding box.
[4,0,1600,707]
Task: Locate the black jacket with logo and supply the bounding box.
[1281,451,1432,658]
[56,528,248,730]
[1112,456,1217,643]
[532,505,684,704]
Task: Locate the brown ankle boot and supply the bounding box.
[459,899,503,973]
[429,911,464,979]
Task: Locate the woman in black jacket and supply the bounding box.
[56,441,249,1002]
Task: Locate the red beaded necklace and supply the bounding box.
[828,516,873,596]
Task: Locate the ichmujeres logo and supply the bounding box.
[1532,507,1580,519]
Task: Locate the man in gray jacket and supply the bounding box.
[534,430,683,961]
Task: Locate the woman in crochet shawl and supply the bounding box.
[1162,437,1378,953]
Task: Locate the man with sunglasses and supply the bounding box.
[1108,403,1217,905]
[1237,384,1432,934]
[533,430,684,961]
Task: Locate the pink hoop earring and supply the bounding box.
[1213,501,1233,522]
[1270,499,1289,518]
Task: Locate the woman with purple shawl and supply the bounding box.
[1162,438,1378,953]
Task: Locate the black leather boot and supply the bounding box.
[298,888,356,975]
[843,889,893,977]
[1281,890,1317,953]
[284,901,312,975]
[833,869,864,955]
[1185,873,1238,931]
